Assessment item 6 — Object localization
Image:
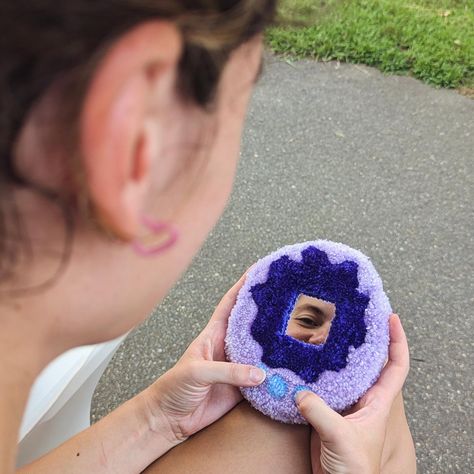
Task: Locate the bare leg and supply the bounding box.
[381,392,417,473]
[143,394,415,474]
[143,401,312,474]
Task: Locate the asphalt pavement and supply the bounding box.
[92,57,474,474]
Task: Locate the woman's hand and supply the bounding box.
[295,314,410,474]
[141,268,266,444]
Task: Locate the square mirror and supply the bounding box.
[285,293,336,345]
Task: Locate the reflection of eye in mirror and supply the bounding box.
[285,294,336,345]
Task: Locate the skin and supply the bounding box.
[0,20,416,474]
[286,294,336,345]
[144,311,416,474]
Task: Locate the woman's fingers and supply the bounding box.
[208,264,255,325]
[188,360,266,387]
[366,314,410,409]
[295,391,345,442]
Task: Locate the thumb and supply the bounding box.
[189,361,266,388]
[295,391,346,442]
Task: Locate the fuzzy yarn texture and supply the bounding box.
[225,241,391,424]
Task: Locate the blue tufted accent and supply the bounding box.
[250,246,369,383]
[267,374,288,399]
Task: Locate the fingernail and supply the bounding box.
[250,367,266,384]
[294,390,310,405]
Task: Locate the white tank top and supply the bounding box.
[17,334,126,467]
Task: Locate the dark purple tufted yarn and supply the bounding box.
[250,246,370,383]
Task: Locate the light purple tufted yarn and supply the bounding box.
[224,241,391,424]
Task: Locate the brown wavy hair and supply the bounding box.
[0,0,276,288]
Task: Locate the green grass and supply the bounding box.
[267,0,474,89]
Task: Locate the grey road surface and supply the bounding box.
[92,57,474,474]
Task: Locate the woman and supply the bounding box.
[0,1,416,472]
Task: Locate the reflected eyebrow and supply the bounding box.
[295,304,325,317]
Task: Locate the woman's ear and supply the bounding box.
[80,21,182,240]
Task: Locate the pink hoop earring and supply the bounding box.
[132,216,179,257]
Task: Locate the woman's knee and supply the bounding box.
[143,401,312,474]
